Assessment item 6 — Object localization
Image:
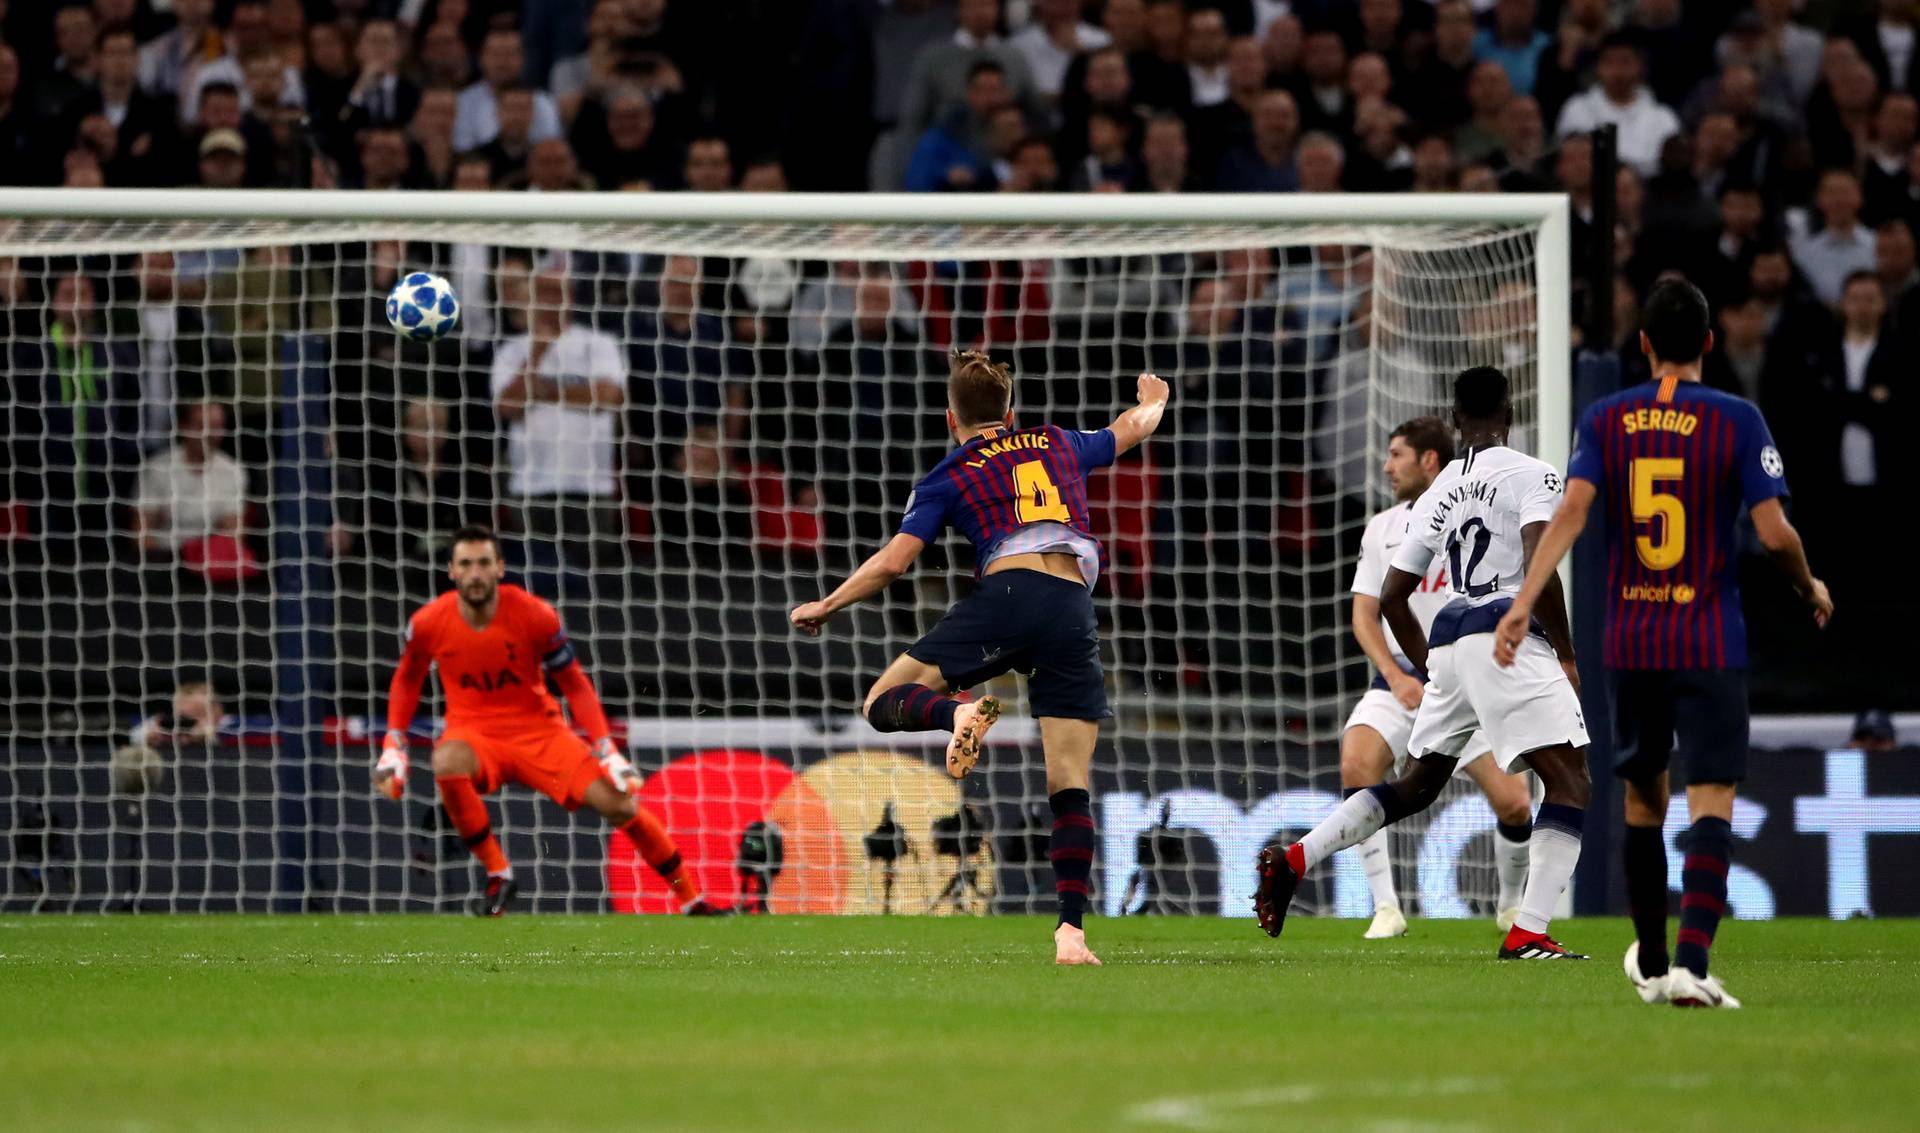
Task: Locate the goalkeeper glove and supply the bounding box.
[594,737,640,794]
[374,734,409,801]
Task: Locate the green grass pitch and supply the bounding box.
[4,916,1917,1132]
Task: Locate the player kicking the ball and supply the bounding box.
[1495,279,1832,1007]
[1256,367,1593,959]
[791,352,1168,966]
[1343,416,1536,939]
[375,526,725,916]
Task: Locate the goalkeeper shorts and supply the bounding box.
[442,722,604,811]
[906,568,1110,720]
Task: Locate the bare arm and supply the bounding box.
[1379,567,1428,675]
[1353,592,1424,710]
[1108,373,1171,457]
[1525,522,1577,664]
[1751,497,1832,626]
[790,534,927,635]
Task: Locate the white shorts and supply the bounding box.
[1407,634,1589,771]
[1343,688,1490,772]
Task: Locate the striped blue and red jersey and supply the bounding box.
[898,424,1116,582]
[1567,376,1789,670]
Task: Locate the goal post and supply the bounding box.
[0,189,1571,915]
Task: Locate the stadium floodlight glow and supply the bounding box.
[0,188,1568,915]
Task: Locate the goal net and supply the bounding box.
[0,191,1568,916]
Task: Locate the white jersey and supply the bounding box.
[1350,502,1453,670]
[1390,445,1562,646]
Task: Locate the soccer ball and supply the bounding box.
[386,271,460,341]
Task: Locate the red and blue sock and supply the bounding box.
[1674,816,1732,978]
[1049,788,1095,929]
[867,684,961,733]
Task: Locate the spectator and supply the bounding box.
[1799,271,1906,565]
[1185,7,1231,108]
[1217,89,1299,192]
[904,60,1013,193]
[549,0,634,124]
[10,271,139,560]
[1878,219,1920,300]
[1554,32,1681,179]
[630,254,727,440]
[1011,0,1111,103]
[897,0,1041,137]
[1717,0,1824,109]
[1703,290,1774,404]
[1493,95,1546,191]
[1347,52,1392,106]
[1261,13,1304,88]
[133,400,247,561]
[65,28,181,187]
[1295,131,1344,194]
[302,22,354,131]
[342,19,419,134]
[1699,184,1770,306]
[473,85,538,185]
[1400,0,1477,132]
[653,426,753,555]
[1475,0,1550,97]
[1348,96,1413,192]
[196,128,248,190]
[407,86,459,188]
[1845,0,1920,94]
[815,274,941,543]
[1058,45,1141,172]
[454,28,562,152]
[183,3,307,127]
[0,44,35,183]
[683,135,734,192]
[1354,0,1417,65]
[999,133,1060,192]
[356,397,494,595]
[574,87,674,191]
[1411,131,1458,193]
[1106,0,1189,112]
[1067,108,1138,192]
[492,267,629,572]
[1864,94,1920,225]
[1291,29,1352,139]
[1455,60,1515,167]
[126,681,225,753]
[1807,51,1881,173]
[417,20,473,91]
[1793,169,1880,309]
[1849,708,1899,753]
[37,4,100,119]
[354,127,413,191]
[139,0,219,101]
[1131,112,1197,192]
[512,138,589,192]
[739,155,788,192]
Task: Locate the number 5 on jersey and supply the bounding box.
[1632,458,1686,570]
[1014,460,1071,523]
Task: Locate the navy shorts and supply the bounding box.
[1607,668,1750,785]
[905,570,1110,720]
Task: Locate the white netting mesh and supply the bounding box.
[0,199,1559,917]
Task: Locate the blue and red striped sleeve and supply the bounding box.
[1734,403,1790,508]
[899,475,952,542]
[1567,403,1605,488]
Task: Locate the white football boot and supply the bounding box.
[1666,965,1742,1009]
[1623,941,1670,1005]
[1363,903,1408,939]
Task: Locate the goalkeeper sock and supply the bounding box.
[1048,788,1095,929]
[1624,822,1670,978]
[1674,816,1732,978]
[1514,803,1584,935]
[1494,820,1532,913]
[622,807,699,905]
[437,775,509,876]
[867,684,961,733]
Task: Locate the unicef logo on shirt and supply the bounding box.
[1761,446,1785,479]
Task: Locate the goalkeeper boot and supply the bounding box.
[1054,923,1102,966]
[479,873,517,917]
[945,695,1001,780]
[1252,843,1301,939]
[1665,966,1742,1009]
[682,897,737,916]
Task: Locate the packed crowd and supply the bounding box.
[0,0,1912,706]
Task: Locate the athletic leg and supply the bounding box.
[862,653,1001,779]
[1674,781,1736,978]
[1040,716,1101,966]
[1340,724,1403,935]
[431,738,515,915]
[1463,754,1534,924]
[581,776,709,910]
[1623,772,1672,981]
[1501,743,1591,957]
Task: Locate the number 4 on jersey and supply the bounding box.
[1014,460,1071,523]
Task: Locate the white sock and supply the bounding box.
[1357,829,1398,908]
[1299,789,1387,872]
[1494,826,1530,912]
[1513,827,1580,935]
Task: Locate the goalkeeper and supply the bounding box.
[375,526,725,916]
